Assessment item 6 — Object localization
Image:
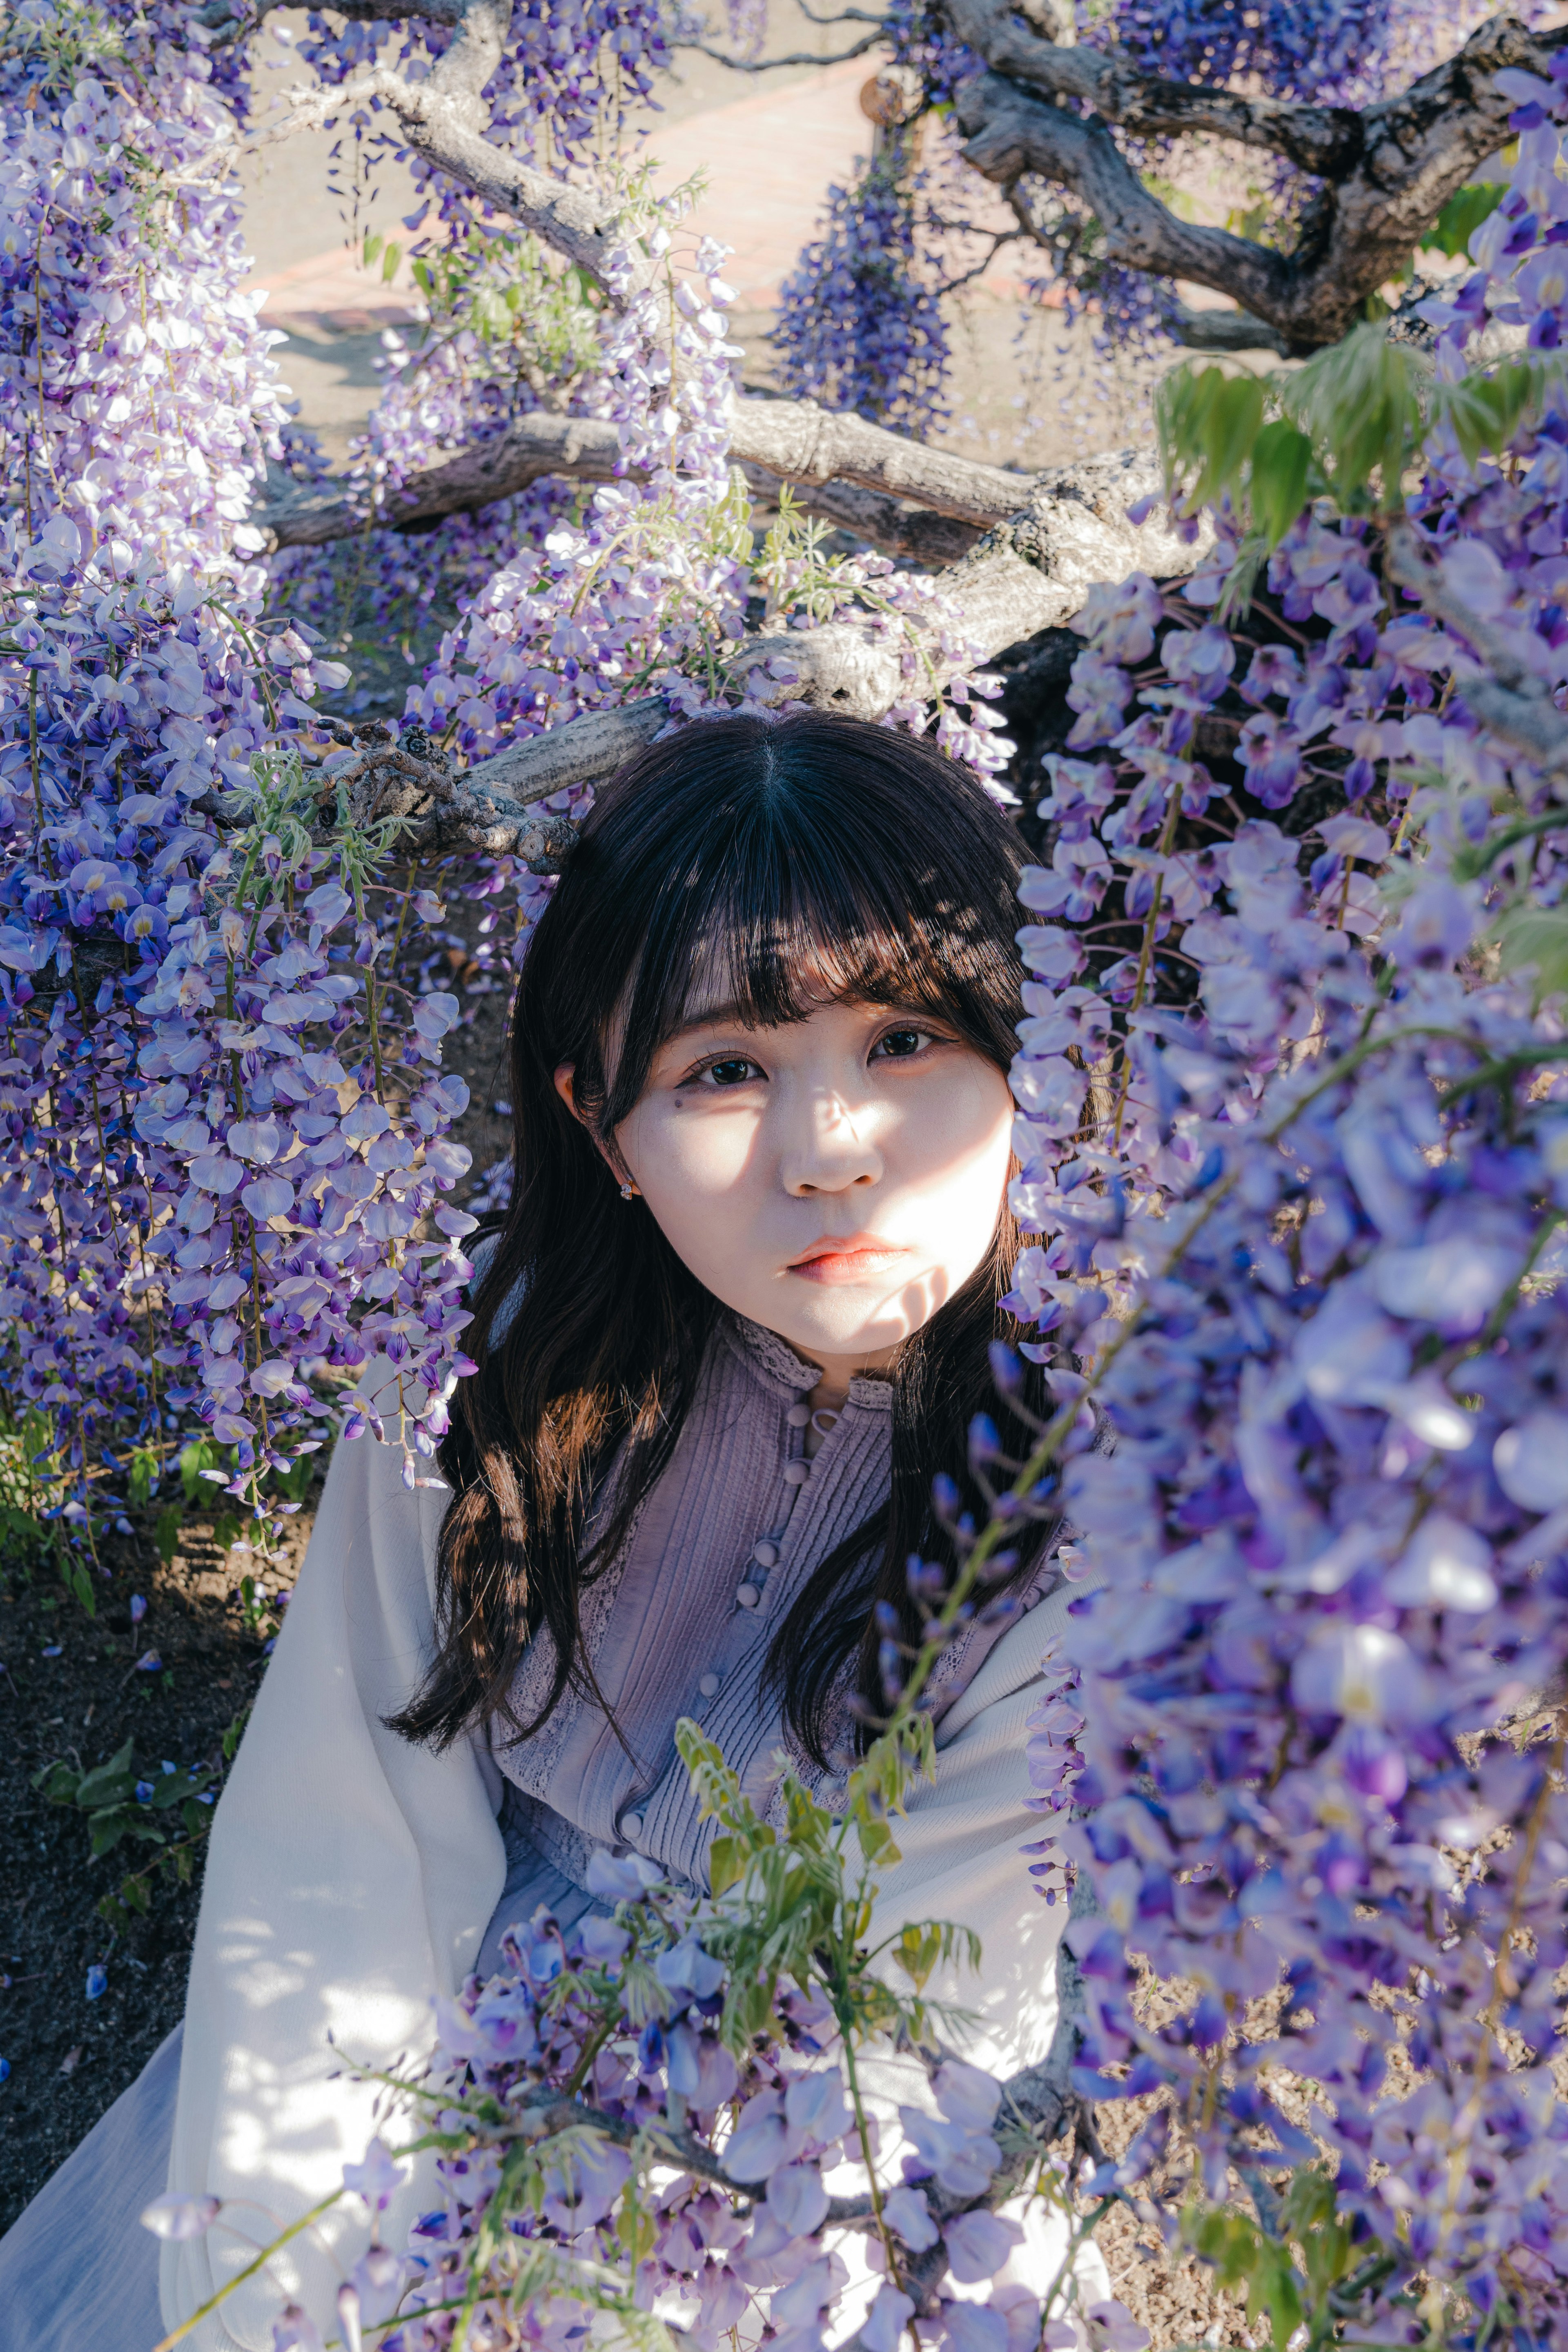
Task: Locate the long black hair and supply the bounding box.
[388,711,1053,1767]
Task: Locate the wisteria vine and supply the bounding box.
[3,1,1568,2348]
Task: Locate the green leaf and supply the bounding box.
[74,1736,136,1809]
[33,1757,82,1804]
[178,1437,216,1504]
[1434,356,1564,473]
[1248,419,1312,546]
[362,229,384,269]
[381,239,402,285]
[894,1921,943,1989]
[1421,181,1504,260]
[127,1446,159,1507]
[154,1503,181,1565]
[708,1833,744,1898]
[1498,904,1568,1001]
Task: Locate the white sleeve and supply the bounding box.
[856,1585,1111,2312]
[161,1420,506,2350]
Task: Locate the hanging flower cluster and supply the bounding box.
[0,0,287,587]
[152,1740,1146,2352]
[989,65,1568,2347]
[774,158,953,437]
[0,519,485,1564]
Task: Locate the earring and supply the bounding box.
[619,1180,637,1200]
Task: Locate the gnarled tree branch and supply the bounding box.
[949,9,1568,353]
[268,5,633,299]
[252,397,1028,560]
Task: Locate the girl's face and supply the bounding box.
[557,993,1013,1387]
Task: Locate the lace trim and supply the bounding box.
[724,1314,894,1412]
[504,1787,611,1899]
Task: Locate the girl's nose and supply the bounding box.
[780,1088,883,1195]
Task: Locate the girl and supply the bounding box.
[1,710,1105,2350]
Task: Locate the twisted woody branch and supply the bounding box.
[955,6,1568,354]
[243,0,1212,856]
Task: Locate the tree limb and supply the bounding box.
[252,399,1032,555]
[268,3,633,299]
[715,449,1207,721]
[240,458,1207,862]
[750,475,982,564]
[951,11,1568,354]
[197,0,467,31]
[1168,305,1291,357]
[941,0,1363,176]
[956,73,1294,327]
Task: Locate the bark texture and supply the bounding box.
[253,400,1031,557]
[944,6,1568,354]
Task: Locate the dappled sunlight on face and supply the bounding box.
[600,993,1013,1390]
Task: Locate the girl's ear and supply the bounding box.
[555,1063,635,1187]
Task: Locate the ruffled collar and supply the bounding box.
[724,1314,895,1412]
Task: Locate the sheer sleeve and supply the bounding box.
[857,1585,1111,2312]
[161,1409,505,2350]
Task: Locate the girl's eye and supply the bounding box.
[702,1056,762,1088]
[872,1026,931,1062]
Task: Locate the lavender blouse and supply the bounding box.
[481,1310,1062,1966]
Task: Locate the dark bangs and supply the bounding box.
[565,715,1027,1140]
[389,712,1053,1765]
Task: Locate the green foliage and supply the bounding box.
[1420,181,1505,261]
[0,0,127,88]
[1430,355,1565,474]
[1186,2203,1305,2352]
[1247,419,1313,548]
[1497,904,1568,1003]
[406,226,604,379]
[1157,326,1564,588]
[676,1719,977,2058]
[178,1435,218,1503]
[0,1400,93,1608]
[1183,2168,1380,2352]
[1278,325,1428,514]
[127,1445,160,1506]
[1156,366,1266,517]
[361,229,404,287]
[34,1723,241,1932]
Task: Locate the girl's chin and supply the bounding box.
[767,1294,937,1362]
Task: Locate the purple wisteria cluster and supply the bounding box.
[270,313,583,708]
[0,0,287,588]
[154,1809,1148,2352]
[993,66,1568,2346]
[1100,0,1496,108]
[0,519,484,1550]
[774,159,953,435]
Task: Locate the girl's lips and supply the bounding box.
[786,1238,908,1284]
